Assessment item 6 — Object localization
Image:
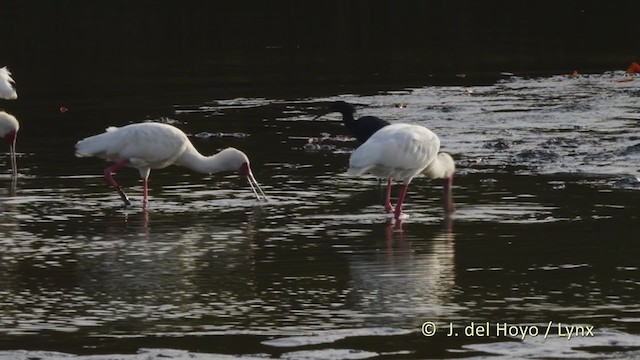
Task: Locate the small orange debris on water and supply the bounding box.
[570,70,580,77]
[626,61,640,74]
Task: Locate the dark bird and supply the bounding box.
[314,101,390,143]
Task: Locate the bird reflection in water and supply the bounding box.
[349,216,457,317]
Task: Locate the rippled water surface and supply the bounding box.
[1,70,639,359]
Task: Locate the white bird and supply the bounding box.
[347,123,455,220]
[75,122,267,206]
[0,67,18,100]
[0,111,19,177]
[0,67,19,177]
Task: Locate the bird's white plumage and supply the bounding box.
[75,121,266,205]
[0,67,17,100]
[347,123,440,182]
[0,111,19,136]
[76,122,190,170]
[0,111,19,177]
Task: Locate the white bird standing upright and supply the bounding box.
[0,112,19,177]
[1,66,19,177]
[347,123,455,220]
[75,122,267,206]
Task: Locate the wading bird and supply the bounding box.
[0,112,19,177]
[1,66,18,177]
[75,122,267,206]
[314,101,390,143]
[347,123,455,220]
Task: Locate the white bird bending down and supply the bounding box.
[347,123,455,220]
[75,122,267,206]
[0,67,18,100]
[0,112,19,177]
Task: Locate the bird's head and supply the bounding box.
[327,101,355,115]
[220,148,267,201]
[438,153,455,179]
[314,100,356,120]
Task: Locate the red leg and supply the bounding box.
[384,178,393,212]
[394,182,410,220]
[104,159,131,206]
[139,168,151,206]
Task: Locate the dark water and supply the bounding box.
[1,2,640,359]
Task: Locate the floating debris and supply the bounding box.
[626,61,640,74]
[303,137,335,152]
[620,142,640,155]
[515,149,560,162]
[484,139,514,150]
[612,176,640,189]
[194,132,250,139]
[542,137,580,149]
[144,117,181,125]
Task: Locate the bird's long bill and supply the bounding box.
[246,171,267,201]
[9,144,17,178]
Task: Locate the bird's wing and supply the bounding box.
[76,123,188,167]
[111,124,188,166]
[347,134,387,175]
[348,124,440,177]
[75,128,121,158]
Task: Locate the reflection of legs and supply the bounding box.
[443,175,455,213]
[393,182,410,220]
[104,159,131,206]
[143,178,148,205]
[384,178,393,213]
[385,218,405,246]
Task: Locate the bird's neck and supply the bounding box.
[177,146,242,174]
[340,111,356,126]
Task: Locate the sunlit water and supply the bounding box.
[1,72,640,359]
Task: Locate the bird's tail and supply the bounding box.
[0,66,18,100]
[75,127,118,158]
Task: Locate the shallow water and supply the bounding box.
[1,70,640,359]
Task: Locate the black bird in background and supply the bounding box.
[314,101,390,143]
